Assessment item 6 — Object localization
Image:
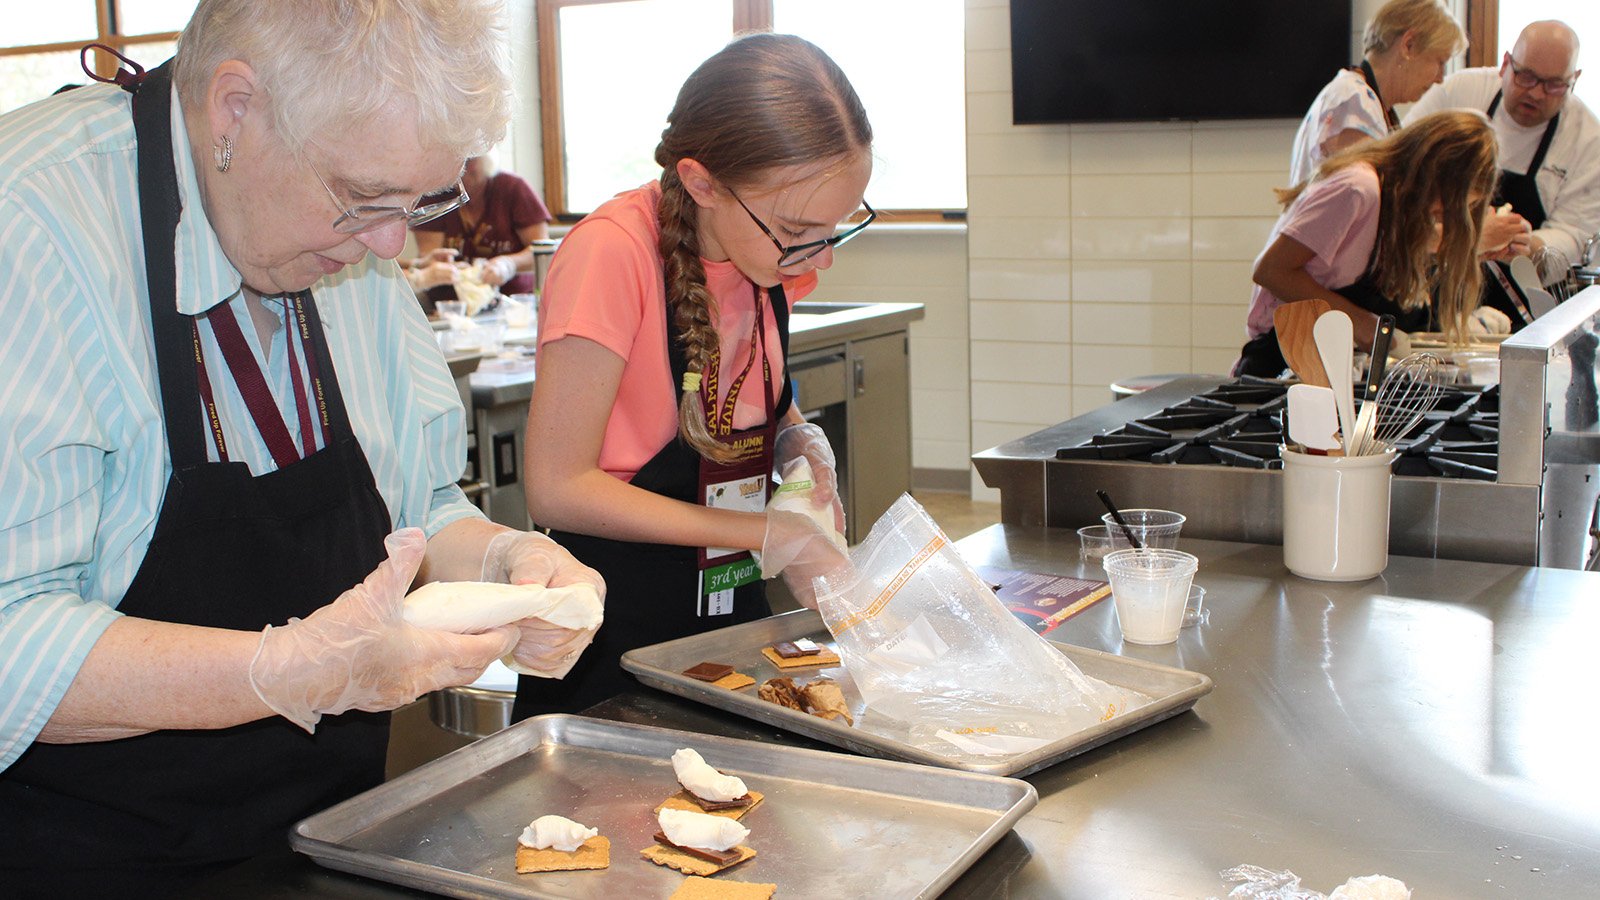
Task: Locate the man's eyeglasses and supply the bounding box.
[731,191,876,268]
[1507,55,1578,96]
[311,165,469,235]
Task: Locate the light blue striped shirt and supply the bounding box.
[0,83,483,770]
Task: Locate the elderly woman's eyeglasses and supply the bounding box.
[731,191,876,268]
[311,165,470,235]
[1508,56,1577,96]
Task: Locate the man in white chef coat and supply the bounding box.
[1406,20,1600,325]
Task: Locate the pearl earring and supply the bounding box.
[213,135,233,173]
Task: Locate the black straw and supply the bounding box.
[1096,489,1143,550]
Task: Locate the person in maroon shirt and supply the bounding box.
[408,155,552,304]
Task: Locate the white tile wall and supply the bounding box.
[963,0,1299,497]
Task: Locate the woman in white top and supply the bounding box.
[1288,0,1466,186]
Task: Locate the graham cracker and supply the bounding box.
[669,875,778,899]
[654,789,765,820]
[640,842,756,876]
[760,645,840,669]
[711,671,756,690]
[514,834,610,873]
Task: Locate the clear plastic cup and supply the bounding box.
[1101,508,1186,550]
[1078,525,1117,564]
[1183,584,1206,627]
[1102,548,1198,645]
[435,300,466,320]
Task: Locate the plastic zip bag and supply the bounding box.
[812,494,1147,760]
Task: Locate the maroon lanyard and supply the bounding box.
[193,295,328,465]
[701,292,769,436]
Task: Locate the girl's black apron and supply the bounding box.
[514,285,794,718]
[0,63,394,895]
[1234,272,1432,378]
[1481,90,1561,329]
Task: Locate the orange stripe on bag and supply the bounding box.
[834,535,946,634]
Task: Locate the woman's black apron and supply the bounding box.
[514,286,794,718]
[1234,272,1432,378]
[1481,90,1561,330]
[0,63,394,895]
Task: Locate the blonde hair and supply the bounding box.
[1277,110,1497,341]
[655,34,871,462]
[172,0,510,161]
[1364,0,1467,58]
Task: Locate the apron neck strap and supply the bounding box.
[129,60,212,468]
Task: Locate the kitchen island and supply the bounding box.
[186,528,1600,898]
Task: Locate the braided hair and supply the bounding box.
[655,33,872,461]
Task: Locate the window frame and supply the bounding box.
[1,1,184,82]
[1465,0,1498,68]
[534,0,961,222]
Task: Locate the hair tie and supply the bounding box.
[681,371,702,392]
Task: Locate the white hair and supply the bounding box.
[172,0,511,160]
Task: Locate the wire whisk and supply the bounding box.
[1360,353,1449,453]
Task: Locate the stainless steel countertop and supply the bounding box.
[788,301,924,352]
[189,528,1600,898]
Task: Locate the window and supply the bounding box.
[536,0,966,218]
[2,2,195,115]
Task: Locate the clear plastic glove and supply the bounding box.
[1467,305,1512,335]
[479,256,518,287]
[481,530,606,677]
[760,510,852,609]
[406,260,460,292]
[774,422,844,533]
[249,528,518,733]
[1387,329,1412,361]
[1480,205,1532,261]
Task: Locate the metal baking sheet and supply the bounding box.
[622,609,1213,777]
[291,714,1036,899]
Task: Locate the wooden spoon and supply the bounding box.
[1273,299,1332,387]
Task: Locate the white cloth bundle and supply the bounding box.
[402,581,604,677]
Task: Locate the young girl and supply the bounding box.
[1237,109,1499,377]
[515,34,872,715]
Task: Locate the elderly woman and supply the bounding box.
[1288,0,1466,185]
[0,0,601,893]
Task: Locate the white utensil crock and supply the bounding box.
[1281,446,1397,581]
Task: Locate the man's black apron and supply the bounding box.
[1481,90,1560,330]
[1234,272,1431,378]
[514,286,795,718]
[0,63,394,895]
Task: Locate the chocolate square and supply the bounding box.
[770,641,821,659]
[654,832,741,865]
[682,661,736,682]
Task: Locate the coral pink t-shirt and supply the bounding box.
[1245,163,1382,339]
[538,183,818,481]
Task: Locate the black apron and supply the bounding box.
[1234,272,1431,378]
[1481,90,1560,330]
[514,285,795,717]
[0,63,394,896]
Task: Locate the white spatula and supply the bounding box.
[1312,310,1356,452]
[1287,384,1342,451]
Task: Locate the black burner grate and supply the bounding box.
[1056,380,1501,480]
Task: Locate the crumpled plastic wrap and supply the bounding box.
[1219,865,1411,900]
[812,494,1147,760]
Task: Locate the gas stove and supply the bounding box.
[974,287,1600,570]
[1053,376,1503,481]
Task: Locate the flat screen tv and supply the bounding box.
[1010,1,1353,124]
